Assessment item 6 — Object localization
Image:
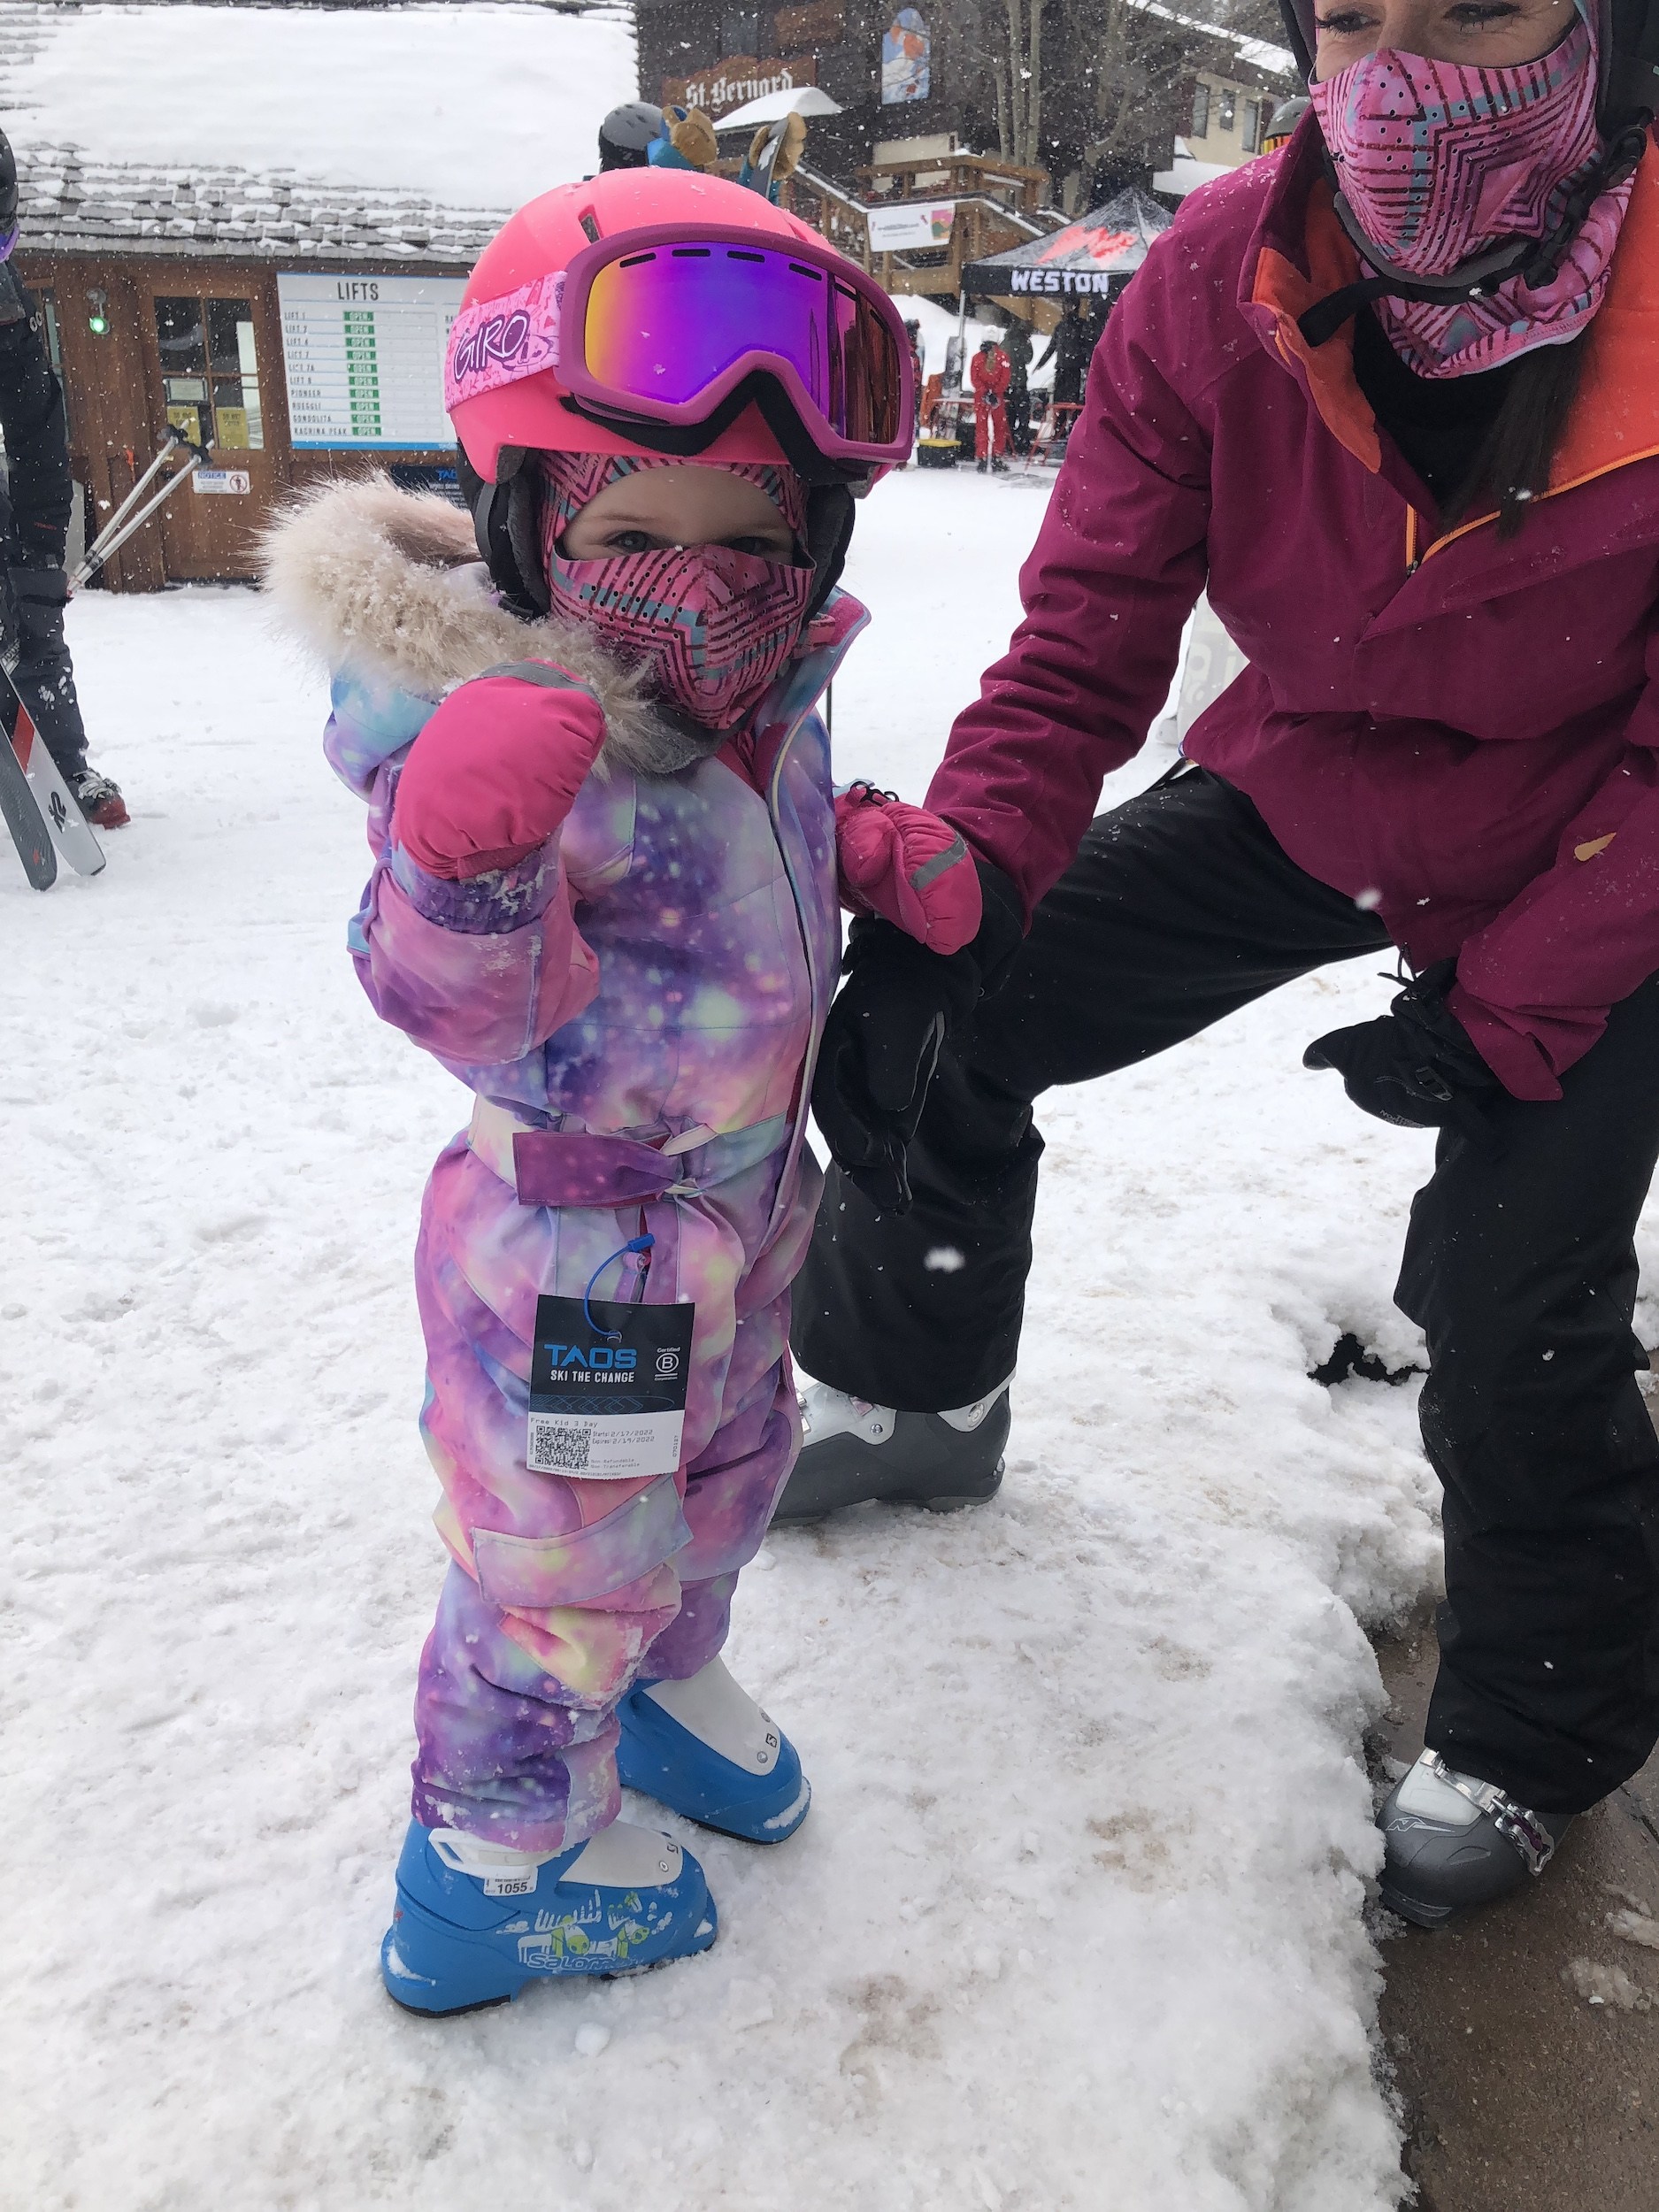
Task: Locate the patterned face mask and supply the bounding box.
[1309,11,1635,376]
[540,453,813,730]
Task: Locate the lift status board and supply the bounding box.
[277,273,465,449]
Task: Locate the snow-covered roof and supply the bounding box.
[1127,0,1298,80]
[2,0,637,261]
[1151,150,1236,197]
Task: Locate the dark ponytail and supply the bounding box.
[1443,328,1591,538]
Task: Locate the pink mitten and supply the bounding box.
[393,664,608,880]
[834,782,983,954]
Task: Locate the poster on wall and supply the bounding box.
[277,273,465,449]
[881,8,930,104]
[865,200,955,252]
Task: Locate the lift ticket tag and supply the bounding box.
[527,1294,695,1479]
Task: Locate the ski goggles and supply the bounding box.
[447,225,913,470]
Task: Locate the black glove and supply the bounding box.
[812,860,1024,1215]
[1303,958,1500,1148]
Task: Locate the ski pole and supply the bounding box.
[78,427,189,568]
[73,448,205,588]
[73,427,207,588]
[90,424,205,558]
[78,454,203,581]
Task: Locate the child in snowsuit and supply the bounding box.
[265,168,975,2015]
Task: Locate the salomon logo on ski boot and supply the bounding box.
[617,1654,810,1842]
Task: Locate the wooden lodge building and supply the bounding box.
[0,0,1109,593]
[1,0,634,589]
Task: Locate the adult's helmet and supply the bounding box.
[597,102,665,172]
[1275,0,1659,335]
[0,130,18,260]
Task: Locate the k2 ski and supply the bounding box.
[0,708,54,888]
[0,650,103,876]
[4,674,104,877]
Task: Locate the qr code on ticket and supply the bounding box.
[527,1418,592,1473]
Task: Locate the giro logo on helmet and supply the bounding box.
[444,272,565,410]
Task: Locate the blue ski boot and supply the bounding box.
[380,1816,718,2016]
[617,1654,810,1842]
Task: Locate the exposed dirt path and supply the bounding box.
[1373,1609,1659,2209]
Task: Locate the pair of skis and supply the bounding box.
[0,424,204,890]
[0,661,104,888]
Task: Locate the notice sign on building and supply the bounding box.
[865,201,955,253]
[277,273,465,449]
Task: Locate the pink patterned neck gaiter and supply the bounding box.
[540,453,813,730]
[1308,12,1636,377]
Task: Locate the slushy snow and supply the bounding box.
[1,468,1462,2209]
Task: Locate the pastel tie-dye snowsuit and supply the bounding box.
[326,596,862,1853]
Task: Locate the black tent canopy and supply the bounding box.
[960,186,1172,299]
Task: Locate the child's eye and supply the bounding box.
[605,529,657,554]
[724,534,784,557]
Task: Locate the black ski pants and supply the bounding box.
[2,587,88,781]
[792,767,1659,1815]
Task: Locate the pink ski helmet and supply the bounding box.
[445,167,912,486]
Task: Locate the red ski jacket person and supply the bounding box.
[970,341,1010,465]
[789,0,1659,1934]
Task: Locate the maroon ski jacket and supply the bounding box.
[929,126,1659,1101]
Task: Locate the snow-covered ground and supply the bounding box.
[2,467,1481,2209]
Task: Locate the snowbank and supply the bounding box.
[0,470,1467,2209]
[4,2,636,209]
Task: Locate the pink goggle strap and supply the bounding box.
[444,271,565,412]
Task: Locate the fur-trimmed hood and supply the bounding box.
[259,475,716,777]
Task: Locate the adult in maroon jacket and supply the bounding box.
[788,0,1659,1927]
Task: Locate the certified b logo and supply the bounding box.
[655,1348,681,1378]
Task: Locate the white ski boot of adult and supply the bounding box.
[771,1379,1011,1522]
[1378,1748,1571,1929]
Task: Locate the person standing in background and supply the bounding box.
[1034,299,1093,441]
[1002,319,1033,455]
[903,318,925,454]
[596,103,667,172]
[970,336,1010,473]
[0,130,127,828]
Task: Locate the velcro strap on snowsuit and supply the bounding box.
[467,1095,787,1206]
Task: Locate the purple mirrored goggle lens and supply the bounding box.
[572,238,906,455]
